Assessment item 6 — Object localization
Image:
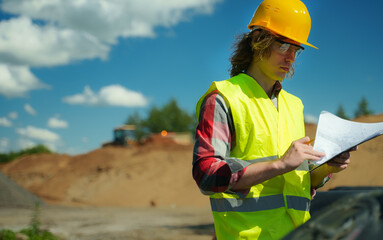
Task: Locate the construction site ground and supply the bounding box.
[1,114,383,239]
[0,205,213,240]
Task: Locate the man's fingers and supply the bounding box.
[337,151,350,159]
[327,160,349,169]
[332,157,350,164]
[309,150,325,158]
[296,136,311,144]
[301,144,325,157]
[350,146,358,151]
[303,150,325,161]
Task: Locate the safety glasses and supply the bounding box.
[275,39,304,58]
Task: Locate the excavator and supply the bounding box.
[102,125,136,147]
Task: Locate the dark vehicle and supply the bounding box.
[102,125,136,147]
[284,186,383,240]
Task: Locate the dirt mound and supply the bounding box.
[1,113,383,207]
[0,140,208,207]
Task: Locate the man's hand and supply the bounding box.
[325,146,357,173]
[279,136,325,172]
[232,137,325,190]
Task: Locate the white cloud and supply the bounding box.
[0,17,109,67]
[8,111,18,119]
[0,0,221,98]
[24,103,37,115]
[48,115,68,128]
[1,0,221,44]
[0,0,221,68]
[0,117,12,127]
[0,64,49,98]
[304,114,318,124]
[16,125,60,142]
[63,85,149,107]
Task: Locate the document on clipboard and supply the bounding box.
[312,111,383,167]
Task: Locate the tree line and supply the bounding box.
[0,144,52,164]
[336,96,373,120]
[125,98,197,142]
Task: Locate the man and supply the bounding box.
[192,0,353,239]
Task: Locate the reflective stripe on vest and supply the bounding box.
[211,195,310,213]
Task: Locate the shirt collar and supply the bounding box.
[270,81,282,98]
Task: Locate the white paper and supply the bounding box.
[312,111,383,166]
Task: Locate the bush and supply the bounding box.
[0,230,16,239]
[0,145,52,164]
[20,228,58,240]
[0,229,58,240]
[0,204,59,240]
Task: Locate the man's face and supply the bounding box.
[256,38,302,81]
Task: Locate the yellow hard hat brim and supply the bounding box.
[302,41,318,49]
[272,29,319,49]
[250,25,318,49]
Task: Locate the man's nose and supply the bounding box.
[285,50,296,63]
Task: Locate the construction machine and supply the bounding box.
[102,125,136,147]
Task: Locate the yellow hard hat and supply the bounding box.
[248,0,317,49]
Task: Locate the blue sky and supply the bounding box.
[1,0,382,155]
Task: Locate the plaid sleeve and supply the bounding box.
[192,90,248,195]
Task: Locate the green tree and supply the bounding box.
[145,106,167,133]
[158,99,193,132]
[125,99,195,141]
[336,104,349,120]
[143,99,194,133]
[354,96,373,118]
[0,145,52,163]
[126,111,147,142]
[20,144,51,155]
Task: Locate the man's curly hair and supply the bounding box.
[229,28,295,78]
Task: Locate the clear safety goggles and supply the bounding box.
[275,38,304,58]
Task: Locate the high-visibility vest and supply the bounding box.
[196,73,311,240]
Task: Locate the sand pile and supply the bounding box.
[1,113,383,207]
[0,137,208,207]
[0,170,44,207]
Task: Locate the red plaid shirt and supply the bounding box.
[192,90,244,194]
